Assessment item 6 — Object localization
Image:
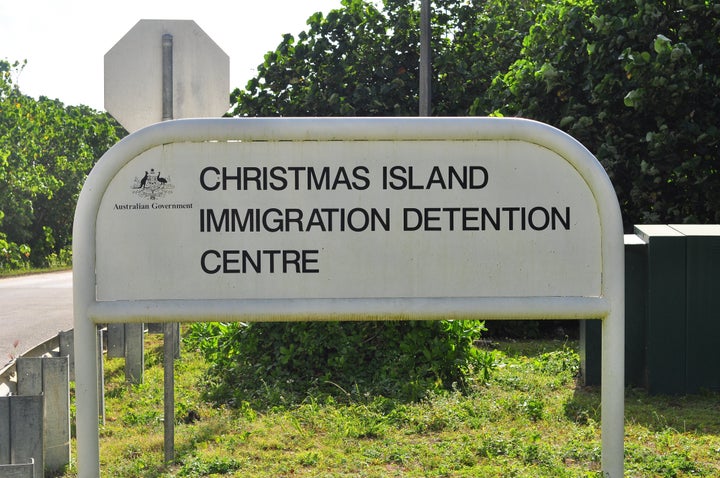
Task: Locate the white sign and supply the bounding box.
[95,140,601,301]
[104,20,229,132]
[74,118,625,477]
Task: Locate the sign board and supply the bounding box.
[73,117,625,476]
[96,138,601,301]
[104,20,229,132]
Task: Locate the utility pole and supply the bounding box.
[419,0,432,116]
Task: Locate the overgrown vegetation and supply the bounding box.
[185,320,491,405]
[58,335,720,477]
[0,59,122,270]
[234,0,720,229]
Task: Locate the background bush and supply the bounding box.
[185,320,490,406]
[0,60,122,268]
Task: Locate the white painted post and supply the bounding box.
[73,265,101,477]
[599,189,626,478]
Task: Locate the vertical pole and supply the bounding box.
[162,34,173,121]
[163,323,175,463]
[600,215,625,478]
[419,0,431,116]
[602,312,625,477]
[73,314,100,476]
[161,32,176,464]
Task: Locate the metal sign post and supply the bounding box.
[73,117,625,477]
[104,20,229,465]
[419,0,431,116]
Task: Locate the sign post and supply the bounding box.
[104,19,229,464]
[73,117,624,477]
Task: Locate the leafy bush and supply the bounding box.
[0,231,30,271]
[185,320,490,406]
[45,246,72,269]
[489,0,720,228]
[0,59,123,269]
[235,0,720,229]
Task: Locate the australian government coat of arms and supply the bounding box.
[132,168,174,200]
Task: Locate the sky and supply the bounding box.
[0,0,344,112]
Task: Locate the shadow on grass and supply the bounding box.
[563,383,720,436]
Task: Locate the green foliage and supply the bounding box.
[185,319,490,405]
[0,231,30,271]
[231,0,543,117]
[232,0,419,116]
[233,0,720,229]
[0,59,123,268]
[490,0,720,227]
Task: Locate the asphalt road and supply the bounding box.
[0,270,73,367]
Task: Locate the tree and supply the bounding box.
[0,59,122,268]
[233,0,720,228]
[232,0,418,116]
[490,0,720,227]
[231,0,542,117]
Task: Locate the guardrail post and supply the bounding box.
[16,356,71,473]
[106,323,125,358]
[8,395,43,478]
[1,396,10,462]
[58,330,75,381]
[125,323,144,384]
[42,357,70,472]
[15,358,42,396]
[0,459,35,477]
[108,323,145,383]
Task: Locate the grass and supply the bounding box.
[58,333,720,477]
[0,265,70,278]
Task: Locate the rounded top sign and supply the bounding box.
[104,20,230,133]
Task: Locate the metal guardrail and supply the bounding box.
[0,330,74,397]
[0,331,74,476]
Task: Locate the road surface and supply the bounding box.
[0,271,73,367]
